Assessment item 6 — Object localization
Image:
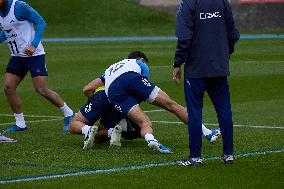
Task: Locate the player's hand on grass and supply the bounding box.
[173,67,182,84]
[24,45,36,56]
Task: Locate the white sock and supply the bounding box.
[14,113,26,128]
[82,125,91,135]
[119,119,128,132]
[144,133,157,143]
[60,102,73,117]
[202,124,212,136]
[108,128,114,138]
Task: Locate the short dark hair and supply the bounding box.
[127,51,148,63]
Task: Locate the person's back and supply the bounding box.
[176,0,239,78]
[104,59,144,95]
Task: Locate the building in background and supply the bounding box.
[135,0,284,30]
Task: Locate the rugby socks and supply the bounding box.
[202,124,212,136]
[144,133,157,143]
[60,102,73,117]
[14,113,26,128]
[108,128,114,138]
[82,125,91,136]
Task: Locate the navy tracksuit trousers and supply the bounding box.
[184,76,233,158]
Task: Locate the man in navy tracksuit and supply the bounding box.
[172,0,240,165]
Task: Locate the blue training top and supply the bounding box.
[0,0,46,47]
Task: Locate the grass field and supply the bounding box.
[0,0,284,188]
[0,38,284,188]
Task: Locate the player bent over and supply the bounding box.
[69,51,220,153]
[69,87,220,153]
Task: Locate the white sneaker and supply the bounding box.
[110,124,122,148]
[83,126,98,150]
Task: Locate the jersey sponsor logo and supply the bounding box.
[141,78,151,87]
[4,29,12,33]
[114,105,122,113]
[200,12,221,20]
[6,33,17,39]
[186,80,191,86]
[85,103,93,113]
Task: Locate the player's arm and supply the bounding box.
[174,0,195,67]
[15,1,46,55]
[83,77,104,97]
[0,32,7,43]
[226,3,240,54]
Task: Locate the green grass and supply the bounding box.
[24,0,176,37]
[0,0,284,187]
[0,38,284,188]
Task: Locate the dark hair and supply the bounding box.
[127,51,148,63]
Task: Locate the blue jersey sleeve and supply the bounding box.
[0,32,7,43]
[100,73,105,84]
[136,60,149,78]
[14,1,46,48]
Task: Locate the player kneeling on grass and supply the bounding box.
[68,51,221,153]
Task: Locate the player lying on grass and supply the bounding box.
[68,51,221,154]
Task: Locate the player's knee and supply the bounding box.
[3,84,16,95]
[35,87,49,97]
[68,122,77,134]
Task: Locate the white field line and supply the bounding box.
[144,109,166,113]
[152,121,284,129]
[0,118,63,126]
[0,148,284,184]
[0,111,283,129]
[0,113,61,118]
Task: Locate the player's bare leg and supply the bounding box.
[3,73,27,133]
[32,76,65,107]
[127,105,172,154]
[32,76,74,131]
[151,89,188,124]
[3,73,23,114]
[68,112,97,150]
[152,89,221,142]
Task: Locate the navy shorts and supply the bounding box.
[108,72,159,116]
[6,55,48,78]
[80,90,123,126]
[99,108,124,130]
[121,119,141,140]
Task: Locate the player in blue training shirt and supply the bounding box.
[75,51,221,154]
[0,0,74,133]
